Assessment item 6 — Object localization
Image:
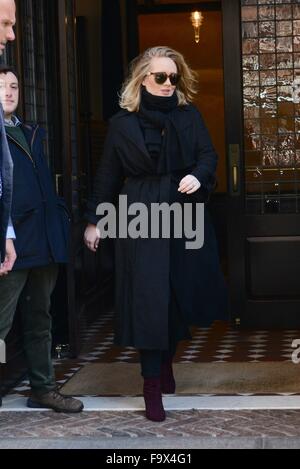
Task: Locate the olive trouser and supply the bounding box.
[0,264,58,394]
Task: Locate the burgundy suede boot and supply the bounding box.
[143,377,166,422]
[161,357,176,394]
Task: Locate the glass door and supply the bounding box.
[225,0,300,328]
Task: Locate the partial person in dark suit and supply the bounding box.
[0,0,17,277]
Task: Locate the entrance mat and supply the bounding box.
[61,362,300,396]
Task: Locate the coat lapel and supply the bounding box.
[118,112,152,161]
[20,124,35,152]
[117,107,192,163]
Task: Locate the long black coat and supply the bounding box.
[86,104,228,349]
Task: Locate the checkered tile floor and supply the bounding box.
[9,314,300,397]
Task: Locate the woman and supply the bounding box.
[84,46,228,422]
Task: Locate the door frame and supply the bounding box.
[222,0,300,329]
[62,0,246,352]
[222,0,245,327]
[57,0,81,356]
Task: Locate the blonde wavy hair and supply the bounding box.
[119,46,198,112]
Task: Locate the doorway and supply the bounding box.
[69,0,229,356]
[66,0,229,357]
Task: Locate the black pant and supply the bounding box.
[139,285,191,378]
[139,346,177,379]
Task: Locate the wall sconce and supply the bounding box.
[190,11,204,44]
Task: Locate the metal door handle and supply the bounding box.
[229,144,240,196]
[232,165,238,193]
[55,174,63,194]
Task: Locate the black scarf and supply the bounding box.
[138,87,196,175]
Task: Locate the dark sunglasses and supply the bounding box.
[147,72,181,86]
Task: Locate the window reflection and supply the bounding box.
[242,0,300,214]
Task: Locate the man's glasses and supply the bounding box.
[147,72,181,86]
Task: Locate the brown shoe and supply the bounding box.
[27,390,84,413]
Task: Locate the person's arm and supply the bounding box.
[86,121,124,224]
[6,216,15,240]
[84,121,124,252]
[189,107,218,195]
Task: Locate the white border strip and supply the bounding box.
[2,394,300,412]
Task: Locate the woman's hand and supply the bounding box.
[178,175,201,195]
[84,224,101,252]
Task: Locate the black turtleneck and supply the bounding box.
[140,86,178,113]
[137,86,198,176]
[138,87,178,161]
